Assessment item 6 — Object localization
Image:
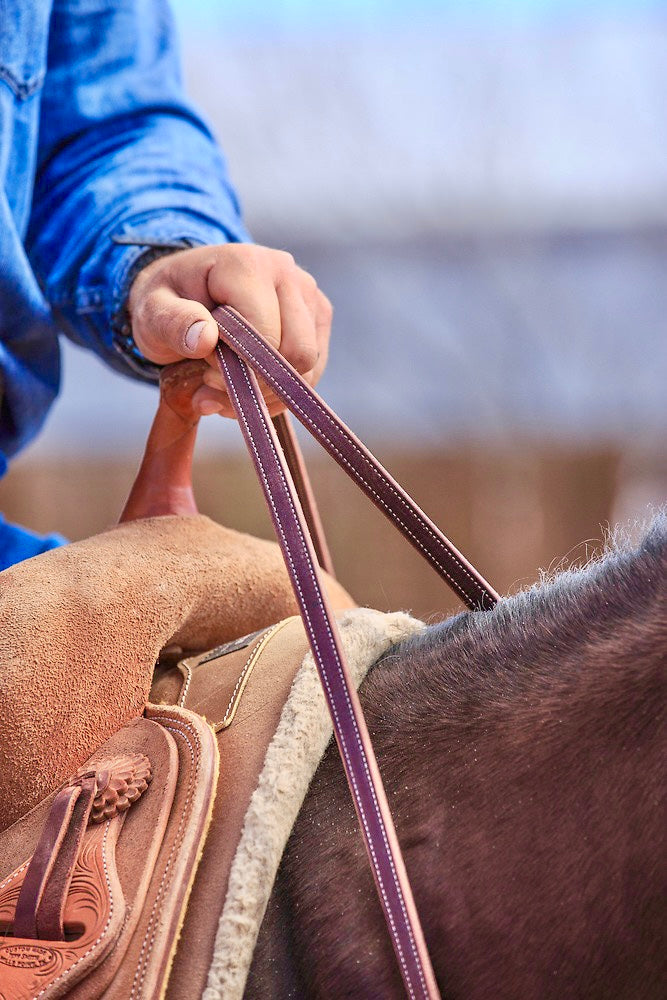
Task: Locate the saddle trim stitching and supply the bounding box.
[0,860,29,893]
[216,617,293,732]
[128,714,200,1000]
[178,662,193,707]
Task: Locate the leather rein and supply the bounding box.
[212,305,499,1000]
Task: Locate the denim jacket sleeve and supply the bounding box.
[24,0,251,381]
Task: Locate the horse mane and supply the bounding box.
[263,516,666,999]
[367,513,666,753]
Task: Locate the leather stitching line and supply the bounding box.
[178,662,193,707]
[215,312,488,608]
[0,859,29,891]
[222,631,268,721]
[215,310,486,604]
[220,620,285,726]
[129,715,200,999]
[217,347,423,999]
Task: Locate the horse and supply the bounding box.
[1,358,663,999]
[247,517,666,999]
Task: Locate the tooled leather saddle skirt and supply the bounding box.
[0,608,422,1000]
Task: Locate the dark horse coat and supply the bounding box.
[248,518,666,999]
[0,515,663,998]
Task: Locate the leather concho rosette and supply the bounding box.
[74,753,152,824]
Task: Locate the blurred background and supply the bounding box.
[2,0,665,619]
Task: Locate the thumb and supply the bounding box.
[132,287,220,365]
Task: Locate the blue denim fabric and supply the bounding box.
[0,0,250,566]
[0,515,66,571]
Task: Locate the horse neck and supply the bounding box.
[249,521,666,999]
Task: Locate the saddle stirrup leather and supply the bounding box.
[213,304,499,1000]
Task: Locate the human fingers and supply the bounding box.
[129,282,220,366]
[201,283,331,398]
[206,247,329,375]
[192,378,287,419]
[306,288,333,387]
[202,284,331,396]
[273,270,320,375]
[127,244,330,412]
[205,246,284,354]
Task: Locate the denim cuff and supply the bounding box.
[109,234,200,380]
[74,212,250,382]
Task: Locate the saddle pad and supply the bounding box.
[150,607,426,1000]
[0,707,218,1000]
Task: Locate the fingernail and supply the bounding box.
[185,320,207,353]
[193,385,224,416]
[202,368,225,389]
[198,398,222,416]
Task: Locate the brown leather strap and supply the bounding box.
[272,412,335,576]
[36,774,99,940]
[214,305,498,611]
[11,758,153,946]
[13,774,97,941]
[211,305,502,998]
[214,338,442,1000]
[12,784,81,939]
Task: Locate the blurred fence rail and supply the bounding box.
[2,442,662,620]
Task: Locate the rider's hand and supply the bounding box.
[127,243,332,417]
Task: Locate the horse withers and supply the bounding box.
[248,518,666,999]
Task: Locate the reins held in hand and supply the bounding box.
[212,304,499,1000]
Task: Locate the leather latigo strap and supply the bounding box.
[12,776,98,941]
[0,754,154,1000]
[0,714,218,1000]
[12,760,151,944]
[214,340,442,1000]
[214,305,499,612]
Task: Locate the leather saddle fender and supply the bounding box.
[0,615,316,1000]
[0,706,218,1000]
